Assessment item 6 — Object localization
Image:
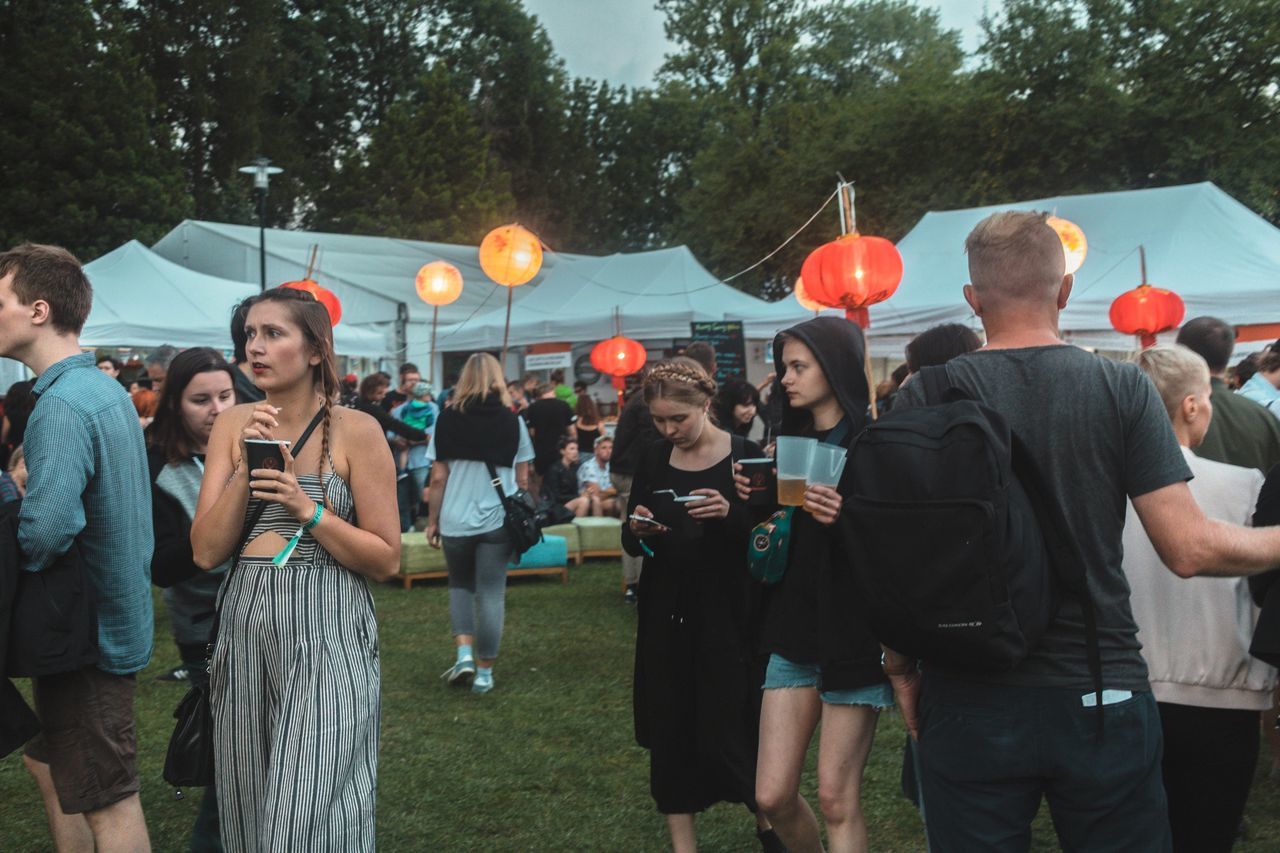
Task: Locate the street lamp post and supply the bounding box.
[238,157,283,290]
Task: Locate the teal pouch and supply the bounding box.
[747,507,795,585]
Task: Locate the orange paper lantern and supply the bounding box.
[1110,285,1185,348]
[415,261,464,306]
[799,233,903,328]
[279,279,341,326]
[478,224,543,287]
[590,336,647,378]
[794,277,823,313]
[1047,216,1088,275]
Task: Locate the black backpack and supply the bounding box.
[843,366,1101,697]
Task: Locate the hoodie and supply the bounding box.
[760,317,887,691]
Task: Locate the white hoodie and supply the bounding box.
[1122,446,1277,710]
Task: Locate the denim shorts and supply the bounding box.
[762,653,895,708]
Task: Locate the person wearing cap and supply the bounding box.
[390,381,438,531]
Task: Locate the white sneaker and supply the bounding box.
[441,657,476,687]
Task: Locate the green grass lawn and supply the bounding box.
[4,561,1280,851]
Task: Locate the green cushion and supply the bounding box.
[400,532,448,573]
[572,517,622,551]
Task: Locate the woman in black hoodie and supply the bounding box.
[739,317,891,853]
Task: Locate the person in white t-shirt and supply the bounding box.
[1123,344,1278,853]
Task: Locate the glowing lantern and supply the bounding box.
[415,261,465,384]
[1109,247,1184,348]
[280,279,341,326]
[415,261,464,306]
[1047,216,1087,275]
[799,233,903,328]
[591,335,647,378]
[479,224,543,287]
[794,277,823,313]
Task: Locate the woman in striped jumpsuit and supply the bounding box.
[192,288,400,851]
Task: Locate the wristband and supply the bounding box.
[302,502,324,531]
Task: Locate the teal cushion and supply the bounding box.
[509,534,568,569]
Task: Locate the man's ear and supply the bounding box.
[962,283,982,317]
[1057,274,1074,310]
[28,298,52,327]
[1180,394,1198,425]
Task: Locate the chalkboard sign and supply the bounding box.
[690,321,747,383]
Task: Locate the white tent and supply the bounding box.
[83,240,388,357]
[151,220,586,329]
[425,245,777,358]
[740,182,1280,357]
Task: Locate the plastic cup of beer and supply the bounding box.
[808,442,848,488]
[774,436,816,506]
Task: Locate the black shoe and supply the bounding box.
[757,828,787,853]
[624,585,638,605]
[157,665,191,682]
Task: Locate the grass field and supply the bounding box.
[4,561,1280,851]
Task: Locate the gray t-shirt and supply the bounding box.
[897,345,1192,691]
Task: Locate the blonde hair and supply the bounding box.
[1134,344,1211,419]
[964,211,1065,301]
[452,353,511,411]
[643,358,717,408]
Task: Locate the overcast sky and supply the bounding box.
[521,0,993,88]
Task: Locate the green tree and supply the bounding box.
[0,0,191,260]
[312,65,514,244]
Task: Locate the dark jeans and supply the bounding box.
[1159,702,1259,853]
[916,673,1171,853]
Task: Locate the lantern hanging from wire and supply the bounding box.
[415,261,465,384]
[1109,246,1185,348]
[279,279,341,326]
[591,308,648,401]
[479,223,544,369]
[794,276,823,314]
[1047,215,1088,276]
[799,182,903,329]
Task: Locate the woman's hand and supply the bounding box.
[686,488,729,520]
[248,442,314,523]
[239,403,281,466]
[732,462,753,502]
[804,484,842,525]
[629,504,668,538]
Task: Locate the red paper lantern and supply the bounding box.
[280,279,342,326]
[590,336,647,378]
[1109,285,1185,348]
[799,233,903,328]
[794,276,823,313]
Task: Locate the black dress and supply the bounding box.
[623,437,766,815]
[575,423,600,454]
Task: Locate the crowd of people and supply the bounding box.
[7,209,1280,853]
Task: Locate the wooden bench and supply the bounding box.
[398,532,570,590]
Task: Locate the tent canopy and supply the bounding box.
[83,240,387,357]
[152,220,587,328]
[425,245,778,357]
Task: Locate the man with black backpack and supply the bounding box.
[870,211,1280,851]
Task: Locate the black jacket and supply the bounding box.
[1249,465,1280,666]
[612,392,658,476]
[148,448,201,588]
[0,499,39,757]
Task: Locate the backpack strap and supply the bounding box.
[1009,433,1105,731]
[917,365,953,406]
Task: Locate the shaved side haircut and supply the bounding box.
[964,211,1066,304]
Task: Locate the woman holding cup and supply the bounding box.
[621,359,783,853]
[737,317,890,853]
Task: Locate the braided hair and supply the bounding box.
[643,358,717,409]
[241,288,341,501]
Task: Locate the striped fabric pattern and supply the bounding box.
[211,473,380,852]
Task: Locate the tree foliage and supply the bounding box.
[0,0,1275,294]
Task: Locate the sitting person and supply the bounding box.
[576,436,620,517]
[541,438,591,518]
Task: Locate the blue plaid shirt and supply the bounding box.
[20,352,154,674]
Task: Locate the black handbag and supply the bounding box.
[483,459,542,558]
[163,410,324,789]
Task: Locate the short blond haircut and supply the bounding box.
[1134,344,1211,420]
[964,211,1065,301]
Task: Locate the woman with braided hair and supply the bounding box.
[191,287,400,851]
[622,359,782,853]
